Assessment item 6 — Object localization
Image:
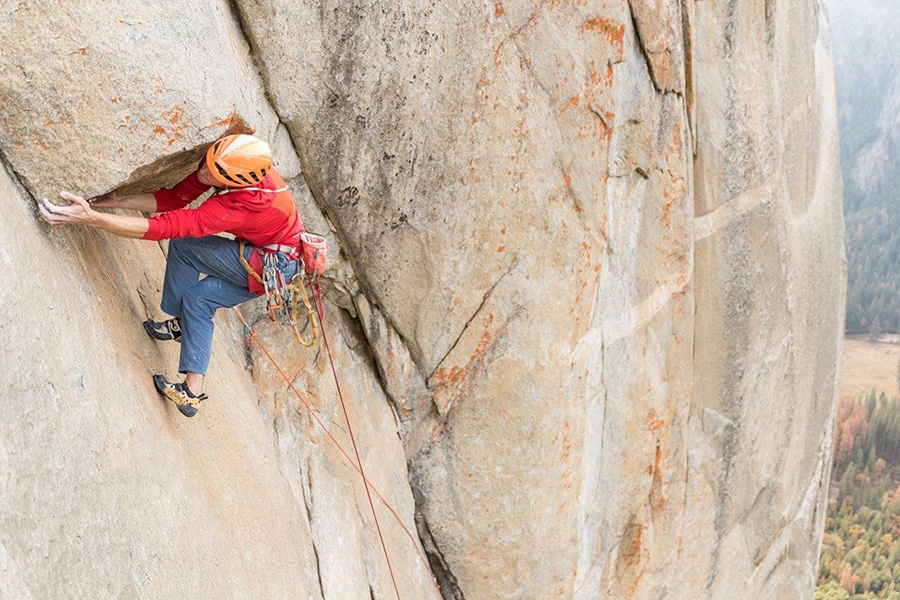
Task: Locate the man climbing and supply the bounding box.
[39,134,305,417]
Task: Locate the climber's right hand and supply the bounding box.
[39,192,98,227]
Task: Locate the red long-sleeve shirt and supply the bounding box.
[144,168,304,293]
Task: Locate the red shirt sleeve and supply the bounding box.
[142,196,246,241]
[152,170,212,212]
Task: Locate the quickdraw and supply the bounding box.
[238,239,319,347]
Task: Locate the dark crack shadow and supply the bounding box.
[414,495,466,600]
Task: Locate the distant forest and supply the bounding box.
[842,80,900,334]
[817,393,900,599]
[845,181,900,335]
[832,0,900,334]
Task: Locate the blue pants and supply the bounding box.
[160,236,297,375]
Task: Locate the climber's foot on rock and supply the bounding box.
[153,374,206,418]
[143,317,182,343]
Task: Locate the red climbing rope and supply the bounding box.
[230,291,443,600]
[314,286,401,600]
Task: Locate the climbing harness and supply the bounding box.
[238,237,321,347]
[231,289,444,600]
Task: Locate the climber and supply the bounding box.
[38,134,305,418]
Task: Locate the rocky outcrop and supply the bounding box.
[0,1,843,599]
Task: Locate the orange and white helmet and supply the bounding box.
[205,134,272,187]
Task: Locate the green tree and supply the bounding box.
[870,316,883,342]
[816,580,851,600]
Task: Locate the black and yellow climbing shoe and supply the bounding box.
[143,317,182,343]
[152,374,206,418]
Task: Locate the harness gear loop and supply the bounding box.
[238,239,319,347]
[289,274,319,347]
[238,240,264,285]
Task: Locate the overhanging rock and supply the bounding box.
[0,1,278,202]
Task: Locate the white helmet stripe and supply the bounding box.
[220,134,257,158]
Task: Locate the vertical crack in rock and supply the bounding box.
[681,0,696,152]
[243,331,255,375]
[227,0,346,229]
[763,0,778,63]
[225,0,282,130]
[299,450,328,600]
[691,2,745,592]
[626,1,663,94]
[596,334,609,484]
[723,0,740,59]
[226,0,379,290]
[414,491,466,600]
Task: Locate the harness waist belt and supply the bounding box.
[262,242,299,255]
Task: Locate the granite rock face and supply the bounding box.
[0,1,843,599]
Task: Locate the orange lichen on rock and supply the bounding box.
[430,313,499,412]
[159,105,191,145]
[559,94,580,116]
[647,408,666,433]
[209,111,254,136]
[580,16,626,58]
[570,240,597,312]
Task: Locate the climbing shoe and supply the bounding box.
[143,317,182,343]
[152,374,207,418]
